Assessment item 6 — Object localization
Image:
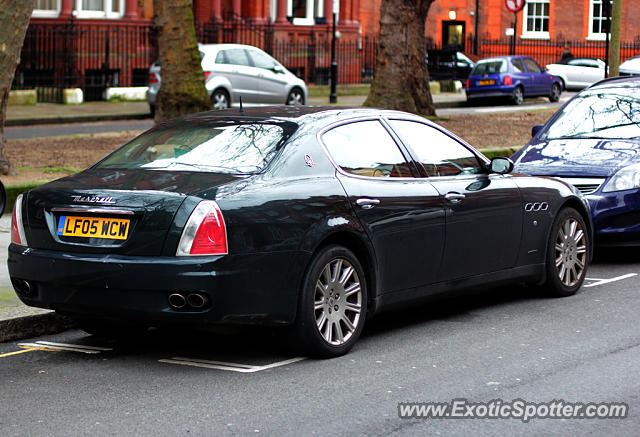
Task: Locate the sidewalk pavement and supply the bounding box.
[5,92,467,126]
[0,91,469,343]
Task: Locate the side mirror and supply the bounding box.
[488,157,514,174]
[531,124,544,138]
[272,65,285,74]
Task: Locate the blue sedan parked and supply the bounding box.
[512,76,640,246]
[466,56,562,105]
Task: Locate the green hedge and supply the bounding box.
[4,181,47,213]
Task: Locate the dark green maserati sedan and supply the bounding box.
[8,106,592,357]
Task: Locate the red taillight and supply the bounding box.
[466,79,470,88]
[11,194,27,246]
[177,201,227,256]
[503,76,513,85]
[204,71,212,80]
[148,73,158,84]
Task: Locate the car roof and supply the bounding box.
[198,43,261,53]
[156,106,426,128]
[477,55,529,63]
[587,75,640,90]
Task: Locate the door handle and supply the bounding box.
[444,192,466,203]
[356,198,380,209]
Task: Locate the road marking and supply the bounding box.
[584,273,638,288]
[17,341,113,354]
[0,347,43,358]
[159,356,306,373]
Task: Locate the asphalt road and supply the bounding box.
[1,250,639,436]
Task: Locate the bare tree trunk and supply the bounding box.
[153,0,211,122]
[364,0,435,116]
[0,0,36,176]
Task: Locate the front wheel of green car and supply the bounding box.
[542,207,590,297]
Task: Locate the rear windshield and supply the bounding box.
[471,60,507,75]
[95,121,296,174]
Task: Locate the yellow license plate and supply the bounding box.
[478,79,495,86]
[57,216,130,240]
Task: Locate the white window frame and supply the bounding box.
[32,0,61,18]
[73,0,125,19]
[521,0,550,40]
[587,0,609,41]
[287,0,325,26]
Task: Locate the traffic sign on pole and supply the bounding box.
[505,0,525,13]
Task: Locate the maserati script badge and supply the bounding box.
[71,195,116,205]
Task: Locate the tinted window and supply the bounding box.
[389,120,483,177]
[96,122,296,174]
[471,60,507,75]
[523,58,543,73]
[323,121,412,178]
[216,49,251,66]
[248,49,278,69]
[512,58,526,73]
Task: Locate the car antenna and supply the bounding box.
[239,96,244,114]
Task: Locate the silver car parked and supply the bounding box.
[147,43,308,114]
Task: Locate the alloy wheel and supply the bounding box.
[313,257,362,346]
[554,217,587,287]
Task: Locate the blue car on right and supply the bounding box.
[466,55,562,105]
[512,76,640,246]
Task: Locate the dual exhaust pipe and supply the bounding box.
[168,292,209,310]
[12,278,37,297]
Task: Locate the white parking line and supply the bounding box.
[17,341,113,354]
[583,273,638,288]
[159,356,306,373]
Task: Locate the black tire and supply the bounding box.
[511,86,524,105]
[0,181,6,217]
[74,317,148,340]
[211,89,230,110]
[549,83,561,102]
[541,207,590,297]
[286,87,305,105]
[294,245,367,358]
[149,104,156,118]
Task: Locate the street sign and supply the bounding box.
[505,0,525,13]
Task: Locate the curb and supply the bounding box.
[0,312,76,343]
[5,112,151,127]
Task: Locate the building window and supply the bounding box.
[588,0,610,40]
[74,0,124,19]
[287,0,325,25]
[522,0,550,39]
[33,0,60,18]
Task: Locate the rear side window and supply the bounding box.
[389,120,483,177]
[472,60,506,75]
[323,121,413,178]
[215,49,251,66]
[511,58,526,73]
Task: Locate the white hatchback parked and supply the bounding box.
[147,43,308,115]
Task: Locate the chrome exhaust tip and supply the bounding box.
[12,278,36,296]
[187,293,208,309]
[168,293,187,309]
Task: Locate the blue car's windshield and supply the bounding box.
[540,89,640,140]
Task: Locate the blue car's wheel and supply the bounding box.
[511,86,524,105]
[549,83,561,102]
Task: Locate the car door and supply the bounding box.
[387,119,523,282]
[321,119,446,294]
[511,58,532,94]
[523,57,552,96]
[214,48,260,103]
[580,59,606,86]
[246,48,289,104]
